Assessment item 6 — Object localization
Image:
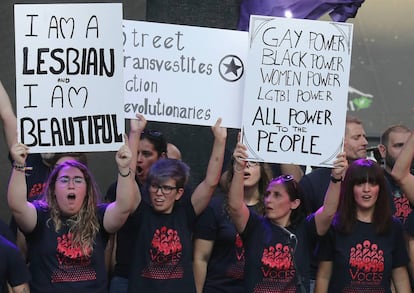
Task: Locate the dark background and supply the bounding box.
[1,0,413,221]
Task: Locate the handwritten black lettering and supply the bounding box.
[20,114,123,147]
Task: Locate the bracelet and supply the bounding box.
[119,168,131,177]
[330,175,342,183]
[13,162,30,172]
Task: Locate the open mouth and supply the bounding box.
[136,166,143,175]
[67,194,76,200]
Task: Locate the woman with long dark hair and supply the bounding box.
[315,159,411,292]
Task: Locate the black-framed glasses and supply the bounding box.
[149,183,178,195]
[56,176,86,187]
[272,174,294,182]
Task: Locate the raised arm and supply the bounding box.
[7,143,37,233]
[128,114,146,211]
[391,132,414,202]
[0,81,17,149]
[314,152,347,236]
[191,118,227,216]
[228,136,250,233]
[104,134,138,233]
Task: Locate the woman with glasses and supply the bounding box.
[228,137,347,293]
[193,154,273,293]
[7,135,138,293]
[315,159,411,292]
[126,118,227,293]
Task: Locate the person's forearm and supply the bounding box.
[315,180,341,235]
[315,153,347,235]
[7,168,32,233]
[192,118,226,215]
[228,164,245,214]
[116,167,135,214]
[193,259,207,293]
[228,162,249,233]
[314,279,329,293]
[0,81,17,149]
[392,133,414,202]
[8,169,28,215]
[392,133,414,182]
[204,136,226,188]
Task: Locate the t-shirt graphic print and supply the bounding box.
[52,232,96,283]
[346,239,384,292]
[142,226,183,279]
[255,242,295,293]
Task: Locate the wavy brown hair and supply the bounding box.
[41,160,101,255]
[333,159,392,235]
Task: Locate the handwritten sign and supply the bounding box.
[15,3,124,153]
[123,20,248,128]
[242,16,353,167]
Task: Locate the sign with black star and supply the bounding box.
[219,55,244,82]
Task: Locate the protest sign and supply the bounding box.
[123,20,248,128]
[242,16,353,167]
[15,3,124,153]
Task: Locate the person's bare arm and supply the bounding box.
[128,114,146,211]
[406,235,414,282]
[228,136,250,234]
[0,81,17,149]
[191,118,227,216]
[314,152,347,236]
[391,266,411,292]
[104,135,137,233]
[193,238,214,293]
[315,261,332,293]
[7,142,37,233]
[391,132,414,203]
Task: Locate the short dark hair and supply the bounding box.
[141,129,167,157]
[147,158,190,188]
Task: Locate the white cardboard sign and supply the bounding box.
[242,16,353,167]
[123,20,248,128]
[15,3,125,153]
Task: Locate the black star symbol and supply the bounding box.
[219,55,244,82]
[224,58,242,76]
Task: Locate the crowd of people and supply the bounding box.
[1,78,414,293]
